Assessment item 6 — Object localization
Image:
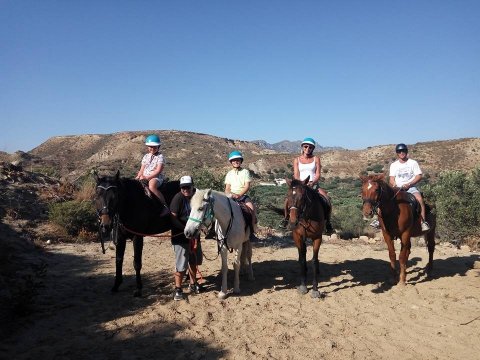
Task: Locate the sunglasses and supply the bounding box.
[303,145,314,149]
[180,185,192,190]
[396,150,407,154]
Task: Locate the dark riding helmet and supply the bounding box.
[395,143,408,153]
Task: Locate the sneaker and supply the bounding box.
[325,220,334,235]
[421,221,430,232]
[370,219,380,229]
[189,283,204,294]
[278,218,288,229]
[173,288,184,301]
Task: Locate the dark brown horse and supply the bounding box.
[94,171,179,296]
[286,177,328,298]
[360,174,435,284]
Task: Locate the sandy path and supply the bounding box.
[1,236,479,360]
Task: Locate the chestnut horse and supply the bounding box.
[360,174,435,284]
[286,177,328,298]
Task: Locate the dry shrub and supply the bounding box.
[75,177,96,201]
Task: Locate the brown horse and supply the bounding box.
[360,174,435,284]
[286,177,328,298]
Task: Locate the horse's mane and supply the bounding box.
[191,188,231,208]
[290,179,321,202]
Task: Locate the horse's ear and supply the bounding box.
[303,176,310,185]
[205,189,211,200]
[286,178,292,187]
[359,175,367,182]
[115,170,120,181]
[93,169,100,183]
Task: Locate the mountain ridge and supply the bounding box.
[1,131,479,184]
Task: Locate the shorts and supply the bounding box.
[172,239,202,272]
[406,186,420,195]
[235,195,252,204]
[152,176,165,188]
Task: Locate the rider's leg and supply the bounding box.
[245,200,257,233]
[413,192,430,231]
[148,178,167,205]
[413,192,426,221]
[318,188,334,234]
[149,178,169,216]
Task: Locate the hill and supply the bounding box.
[1,131,479,183]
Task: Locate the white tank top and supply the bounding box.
[297,157,316,181]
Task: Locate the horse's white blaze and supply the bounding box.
[367,182,372,190]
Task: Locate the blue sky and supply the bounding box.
[1,1,479,153]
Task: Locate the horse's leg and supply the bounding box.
[295,233,308,295]
[132,235,144,297]
[382,232,398,283]
[425,229,435,274]
[241,240,255,281]
[218,246,229,299]
[233,245,243,295]
[310,237,322,299]
[398,234,412,285]
[112,236,126,293]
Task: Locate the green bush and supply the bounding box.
[192,169,224,191]
[48,200,97,236]
[250,185,286,228]
[423,167,480,242]
[332,204,365,239]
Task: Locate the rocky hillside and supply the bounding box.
[1,131,479,184]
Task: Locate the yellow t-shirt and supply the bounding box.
[225,168,252,195]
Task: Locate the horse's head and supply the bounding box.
[94,170,121,249]
[360,174,384,219]
[286,177,310,230]
[184,188,214,238]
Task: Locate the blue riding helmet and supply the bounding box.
[228,150,243,162]
[145,134,161,146]
[301,137,316,147]
[395,143,408,153]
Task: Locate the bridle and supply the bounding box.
[95,183,119,254]
[188,195,215,232]
[188,194,235,252]
[362,181,383,216]
[288,185,309,227]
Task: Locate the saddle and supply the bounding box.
[234,200,255,235]
[401,190,422,222]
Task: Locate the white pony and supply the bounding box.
[184,189,254,299]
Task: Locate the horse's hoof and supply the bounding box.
[218,291,227,300]
[297,285,308,295]
[310,290,322,298]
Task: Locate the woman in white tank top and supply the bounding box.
[280,137,333,234]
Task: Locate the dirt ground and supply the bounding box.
[1,235,479,360]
